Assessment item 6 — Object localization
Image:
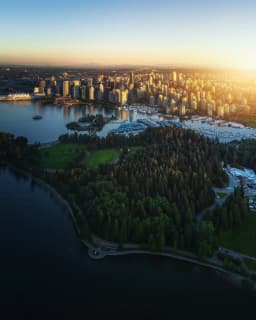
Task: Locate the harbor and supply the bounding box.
[109,113,256,142]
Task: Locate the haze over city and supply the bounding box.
[1,0,256,70]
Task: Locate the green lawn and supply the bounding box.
[81,148,120,169]
[218,212,256,257]
[40,143,86,169]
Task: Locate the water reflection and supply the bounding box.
[0,101,162,143]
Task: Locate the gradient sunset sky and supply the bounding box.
[1,0,256,69]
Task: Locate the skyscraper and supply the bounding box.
[63,80,70,97]
[172,71,177,82]
[72,85,80,99]
[81,85,87,100]
[89,86,95,100]
[130,71,134,85]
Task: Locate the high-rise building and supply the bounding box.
[121,89,128,105]
[46,87,52,96]
[81,85,87,100]
[157,94,164,106]
[50,75,56,86]
[73,80,81,87]
[130,71,134,84]
[121,109,128,121]
[89,86,95,100]
[72,85,80,99]
[63,80,70,97]
[179,104,186,116]
[172,71,177,82]
[149,96,155,106]
[191,98,198,111]
[217,105,224,118]
[34,87,40,94]
[207,103,213,117]
[40,80,46,88]
[97,83,104,101]
[224,103,230,114]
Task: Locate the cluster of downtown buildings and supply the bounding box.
[33,70,254,117]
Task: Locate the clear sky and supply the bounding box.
[1,0,256,69]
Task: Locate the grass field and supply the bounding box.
[81,148,120,169]
[218,212,256,257]
[40,143,86,169]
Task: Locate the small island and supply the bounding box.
[65,114,115,132]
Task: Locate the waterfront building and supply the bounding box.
[149,95,155,106]
[46,87,52,96]
[157,94,164,106]
[81,85,87,100]
[121,108,128,121]
[163,96,169,108]
[89,86,95,100]
[73,80,81,87]
[39,87,45,94]
[179,104,186,116]
[72,85,80,99]
[63,80,70,97]
[34,87,40,94]
[97,83,104,101]
[191,99,198,111]
[40,80,46,88]
[217,105,225,118]
[121,89,128,105]
[207,103,213,117]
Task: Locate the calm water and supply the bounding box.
[0,101,159,143]
[1,101,256,145]
[0,167,255,318]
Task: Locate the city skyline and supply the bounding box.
[1,0,256,70]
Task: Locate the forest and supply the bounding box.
[0,132,38,166]
[220,139,256,170]
[46,127,233,255]
[0,128,251,257]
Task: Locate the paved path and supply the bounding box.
[218,247,256,262]
[44,168,64,174]
[197,169,240,222]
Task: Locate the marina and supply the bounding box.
[1,101,256,144]
[109,114,256,142]
[183,117,256,143]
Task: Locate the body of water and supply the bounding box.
[0,101,160,143]
[0,167,255,318]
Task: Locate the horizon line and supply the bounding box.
[1,63,256,72]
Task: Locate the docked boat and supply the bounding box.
[32,115,43,120]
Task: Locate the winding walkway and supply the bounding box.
[197,169,240,222]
